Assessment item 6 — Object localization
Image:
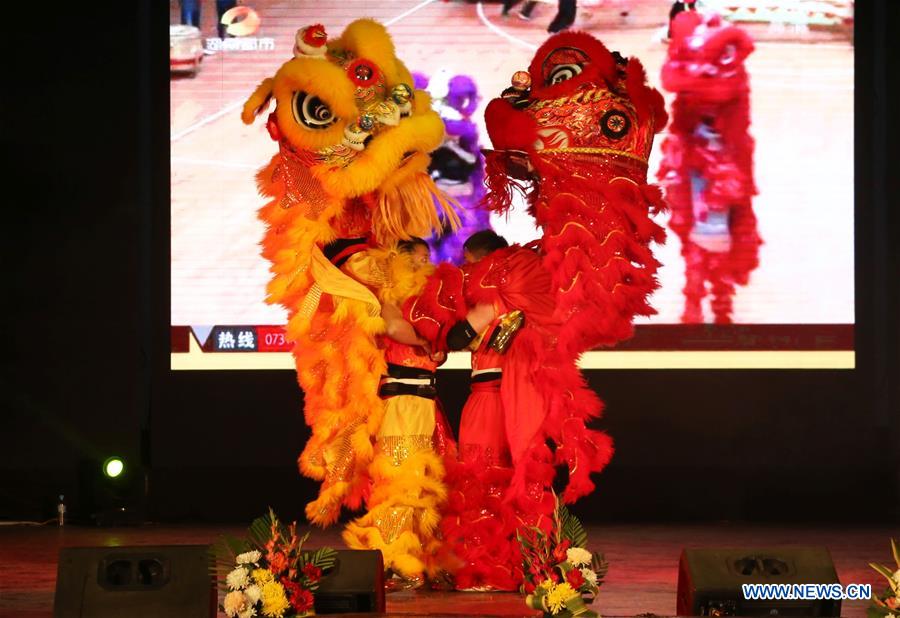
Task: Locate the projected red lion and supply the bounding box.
[657,12,761,323]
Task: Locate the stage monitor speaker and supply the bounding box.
[314,549,386,614]
[54,545,215,618]
[677,547,841,617]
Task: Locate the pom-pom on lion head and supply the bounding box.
[243,19,457,244]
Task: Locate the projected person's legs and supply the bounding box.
[682,243,708,323]
[710,270,735,324]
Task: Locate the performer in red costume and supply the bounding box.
[438,230,561,591]
[657,11,762,323]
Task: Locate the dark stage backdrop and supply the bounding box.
[0,1,897,525]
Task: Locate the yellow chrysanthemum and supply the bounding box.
[260,581,290,618]
[252,568,274,585]
[546,582,577,615]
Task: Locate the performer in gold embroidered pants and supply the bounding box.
[343,239,450,587]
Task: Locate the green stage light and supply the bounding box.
[103,457,125,479]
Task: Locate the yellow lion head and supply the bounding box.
[243,19,456,243]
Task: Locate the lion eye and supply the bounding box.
[719,44,737,66]
[548,63,582,85]
[292,91,337,129]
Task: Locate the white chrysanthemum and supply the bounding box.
[226,566,250,590]
[885,613,896,618]
[237,604,256,618]
[581,567,598,586]
[566,547,593,567]
[223,590,255,618]
[244,584,261,605]
[236,550,261,566]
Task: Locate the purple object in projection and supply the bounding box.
[420,72,490,264]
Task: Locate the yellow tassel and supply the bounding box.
[374,173,461,244]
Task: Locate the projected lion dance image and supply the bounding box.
[394,30,669,590]
[657,11,762,324]
[242,19,459,584]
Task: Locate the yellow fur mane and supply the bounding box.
[242,19,457,527]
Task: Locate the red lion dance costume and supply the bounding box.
[413,31,669,590]
[657,12,761,323]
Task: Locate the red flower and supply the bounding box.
[886,597,899,610]
[523,581,536,594]
[268,552,289,575]
[291,588,314,613]
[566,568,585,588]
[281,577,300,597]
[302,563,322,583]
[553,539,572,563]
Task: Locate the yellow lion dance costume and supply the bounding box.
[242,19,456,579]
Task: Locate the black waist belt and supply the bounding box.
[378,382,437,399]
[379,363,437,399]
[471,371,502,384]
[386,363,435,380]
[323,237,369,268]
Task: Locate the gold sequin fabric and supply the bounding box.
[378,434,433,466]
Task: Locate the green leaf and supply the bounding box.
[867,605,889,618]
[592,552,609,584]
[870,563,896,583]
[558,505,588,549]
[892,538,900,569]
[311,547,338,571]
[247,511,275,550]
[208,536,250,594]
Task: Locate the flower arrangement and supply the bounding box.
[518,497,608,618]
[868,539,900,618]
[210,509,337,618]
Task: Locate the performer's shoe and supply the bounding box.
[385,572,425,592]
[427,571,456,591]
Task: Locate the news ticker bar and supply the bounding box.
[171,324,854,354]
[169,325,855,370]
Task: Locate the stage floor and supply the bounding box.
[2,522,894,617]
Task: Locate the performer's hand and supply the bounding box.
[430,350,447,364]
[419,340,433,358]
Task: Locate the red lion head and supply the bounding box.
[485,31,667,170]
[662,12,754,105]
